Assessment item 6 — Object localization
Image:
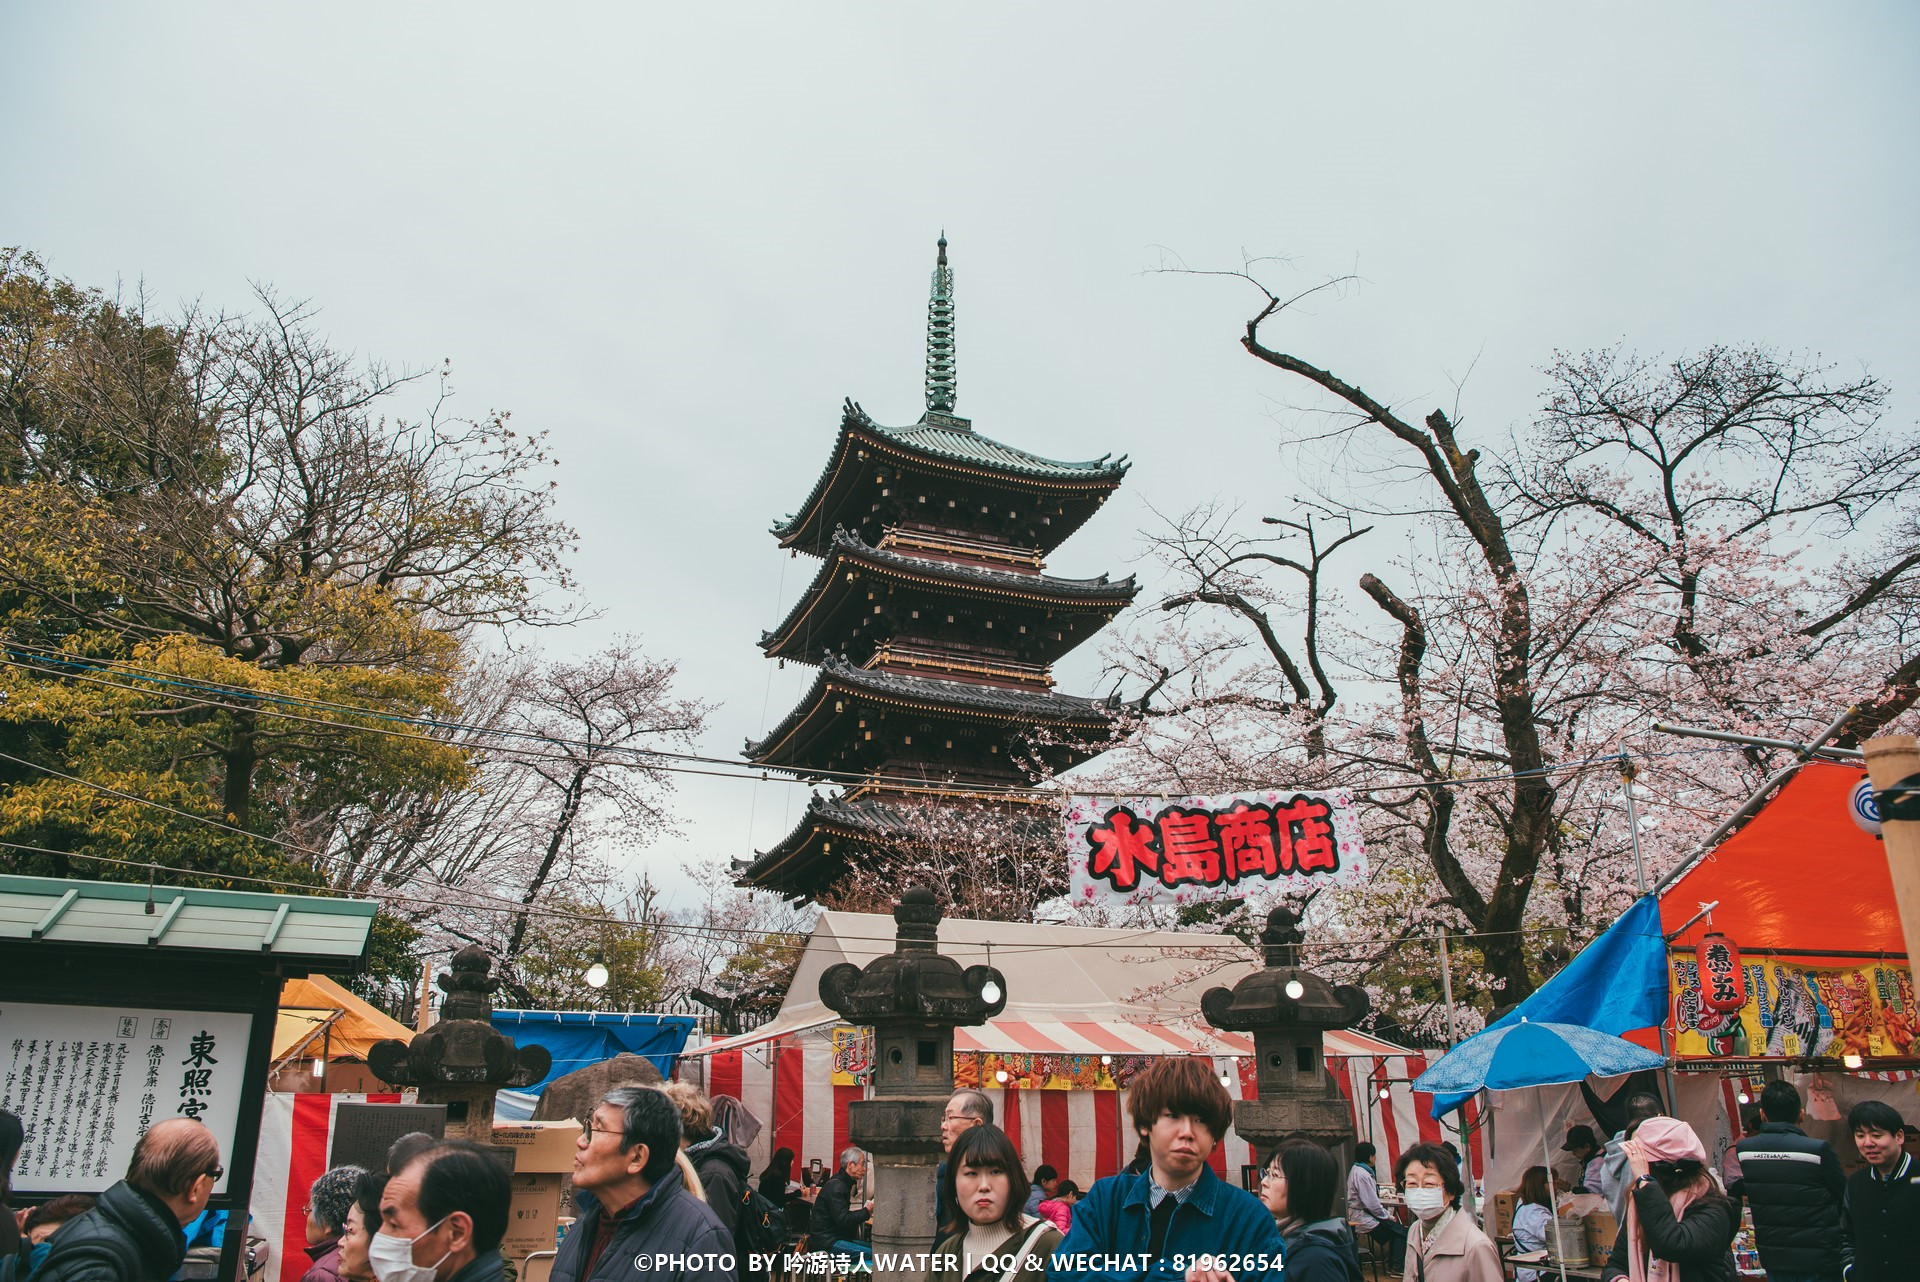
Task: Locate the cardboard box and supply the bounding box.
[502,1173,564,1261]
[1584,1209,1618,1262]
[1490,1189,1518,1241]
[493,1121,583,1174]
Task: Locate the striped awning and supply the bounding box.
[691,1014,1418,1063]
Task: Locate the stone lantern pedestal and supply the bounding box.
[367,946,552,1142]
[818,888,1005,1280]
[1202,908,1370,1211]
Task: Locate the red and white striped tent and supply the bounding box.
[682,910,1481,1190]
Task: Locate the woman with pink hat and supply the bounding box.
[1601,1116,1739,1282]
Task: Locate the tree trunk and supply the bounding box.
[222,709,259,828]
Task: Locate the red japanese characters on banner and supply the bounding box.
[1699,932,1746,1013]
[1063,789,1368,908]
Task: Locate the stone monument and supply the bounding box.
[367,945,552,1141]
[817,887,1005,1281]
[1201,906,1369,1209]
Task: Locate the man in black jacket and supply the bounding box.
[553,1087,732,1282]
[36,1118,219,1282]
[804,1149,870,1262]
[1730,1080,1846,1282]
[1839,1100,1917,1282]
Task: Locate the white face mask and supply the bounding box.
[369,1217,451,1282]
[1403,1187,1448,1220]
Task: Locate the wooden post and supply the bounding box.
[1864,735,1920,960]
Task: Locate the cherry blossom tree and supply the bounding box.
[1099,267,1920,1025]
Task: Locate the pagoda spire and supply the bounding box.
[924,233,957,414]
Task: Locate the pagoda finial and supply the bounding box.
[925,233,956,414]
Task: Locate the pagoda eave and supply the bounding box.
[744,659,1120,771]
[773,405,1128,557]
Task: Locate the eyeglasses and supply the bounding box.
[205,1165,225,1181]
[1261,1168,1285,1181]
[583,1126,629,1143]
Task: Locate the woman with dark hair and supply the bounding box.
[335,1170,387,1282]
[1395,1142,1500,1282]
[0,1109,22,1262]
[1257,1140,1360,1282]
[298,1165,365,1282]
[931,1126,1062,1282]
[1601,1117,1736,1282]
[1510,1166,1553,1282]
[759,1147,795,1203]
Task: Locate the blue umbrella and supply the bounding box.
[1412,1017,1667,1094]
[1412,1019,1666,1280]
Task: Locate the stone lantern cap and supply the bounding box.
[368,945,551,1088]
[1200,907,1370,1032]
[818,886,1007,1025]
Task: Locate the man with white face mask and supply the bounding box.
[376,1141,512,1282]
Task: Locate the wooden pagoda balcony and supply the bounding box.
[864,642,1053,688]
[877,527,1045,572]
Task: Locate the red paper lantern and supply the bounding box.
[1699,932,1746,1013]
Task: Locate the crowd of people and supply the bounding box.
[2,1070,1915,1282]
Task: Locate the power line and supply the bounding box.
[0,643,1761,801]
[0,838,1615,957]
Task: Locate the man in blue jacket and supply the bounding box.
[1049,1058,1283,1282]
[551,1087,733,1282]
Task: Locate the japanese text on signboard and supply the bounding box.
[1064,789,1367,908]
[0,1003,251,1195]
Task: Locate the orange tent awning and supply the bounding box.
[1660,761,1902,956]
[273,973,415,1064]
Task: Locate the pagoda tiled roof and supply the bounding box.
[732,791,1059,894]
[760,528,1138,653]
[771,401,1129,544]
[745,654,1119,764]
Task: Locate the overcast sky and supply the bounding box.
[5,4,1916,911]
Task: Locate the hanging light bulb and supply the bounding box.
[1736,1090,1751,1105]
[995,1069,1009,1084]
[1842,1052,1864,1069]
[1378,1086,1391,1100]
[1284,978,1305,1000]
[980,976,1002,1004]
[1100,1054,1112,1066]
[584,961,610,989]
[1219,1071,1232,1086]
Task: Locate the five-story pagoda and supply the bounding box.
[737,237,1137,900]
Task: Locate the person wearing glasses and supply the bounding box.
[298,1166,368,1282]
[937,1090,993,1244]
[550,1088,733,1282]
[35,1118,224,1282]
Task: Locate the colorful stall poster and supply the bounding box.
[1064,789,1368,909]
[829,1026,873,1085]
[952,1052,1154,1092]
[0,1001,254,1194]
[1670,954,1918,1060]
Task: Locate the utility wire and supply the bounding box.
[0,644,1761,800]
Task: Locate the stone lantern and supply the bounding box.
[1201,907,1369,1208]
[367,945,552,1141]
[818,887,1005,1277]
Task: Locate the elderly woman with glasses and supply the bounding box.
[298,1166,366,1282]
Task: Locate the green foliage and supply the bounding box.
[511,894,669,1011]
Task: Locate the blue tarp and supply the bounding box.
[1432,894,1668,1117]
[489,1010,699,1093]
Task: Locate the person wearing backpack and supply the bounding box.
[36,1119,222,1282]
